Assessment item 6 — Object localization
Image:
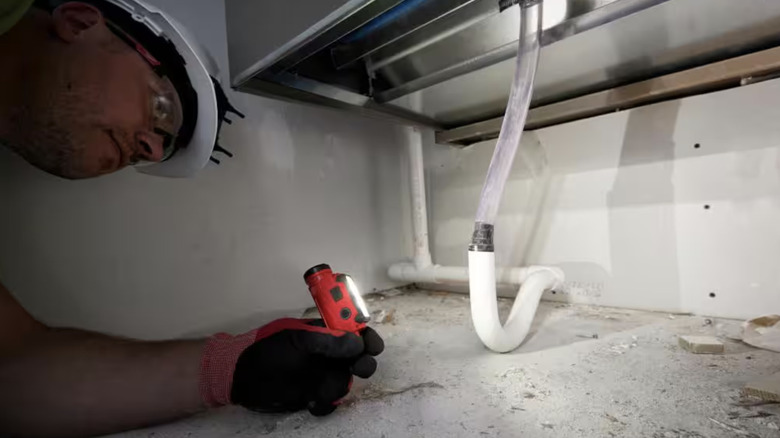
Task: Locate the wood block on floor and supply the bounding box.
[678,335,724,354]
[743,372,780,402]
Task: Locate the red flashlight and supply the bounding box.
[304,264,370,333]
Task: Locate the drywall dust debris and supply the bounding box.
[609,343,634,354]
[113,295,780,438]
[727,410,774,419]
[377,288,403,298]
[358,382,444,401]
[652,429,705,438]
[603,413,626,425]
[708,418,760,437]
[499,367,525,379]
[371,308,396,324]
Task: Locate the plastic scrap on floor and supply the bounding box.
[742,314,780,353]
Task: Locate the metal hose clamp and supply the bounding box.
[469,222,495,252]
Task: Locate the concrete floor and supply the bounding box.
[113,289,780,438]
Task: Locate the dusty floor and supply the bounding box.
[113,289,780,438]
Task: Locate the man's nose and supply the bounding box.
[135,131,165,162]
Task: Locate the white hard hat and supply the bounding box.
[35,0,243,177]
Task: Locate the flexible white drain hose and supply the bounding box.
[472,1,542,226]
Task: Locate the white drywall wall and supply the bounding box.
[0,0,411,340]
[427,79,780,320]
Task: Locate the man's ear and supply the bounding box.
[51,2,104,43]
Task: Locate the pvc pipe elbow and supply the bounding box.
[468,250,563,353]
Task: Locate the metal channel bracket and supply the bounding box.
[436,46,780,145]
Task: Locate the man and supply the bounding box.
[0,1,384,436]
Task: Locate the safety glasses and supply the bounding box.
[105,20,184,162]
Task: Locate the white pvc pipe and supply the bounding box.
[406,127,433,269]
[468,251,562,352]
[389,262,554,286]
[387,128,565,351]
[388,258,563,353]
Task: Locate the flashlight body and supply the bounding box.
[304,264,369,333]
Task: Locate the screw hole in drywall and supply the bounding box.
[704,205,711,210]
[694,143,701,149]
[551,290,557,295]
[709,292,716,298]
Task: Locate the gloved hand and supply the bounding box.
[199,318,384,416]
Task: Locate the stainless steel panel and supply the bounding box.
[237,77,444,129]
[386,57,517,125]
[367,0,501,73]
[229,0,780,134]
[331,0,479,70]
[363,0,639,78]
[373,0,668,101]
[374,0,516,88]
[273,73,372,107]
[265,0,405,75]
[227,0,393,86]
[389,0,780,126]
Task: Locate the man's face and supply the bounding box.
[19,3,177,179]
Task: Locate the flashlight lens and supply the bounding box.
[344,275,371,322]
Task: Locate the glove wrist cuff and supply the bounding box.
[199,330,257,407]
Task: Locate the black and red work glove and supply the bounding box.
[199,318,384,416]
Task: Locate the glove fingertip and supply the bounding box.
[361,327,385,356]
[308,401,338,417]
[350,355,377,378]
